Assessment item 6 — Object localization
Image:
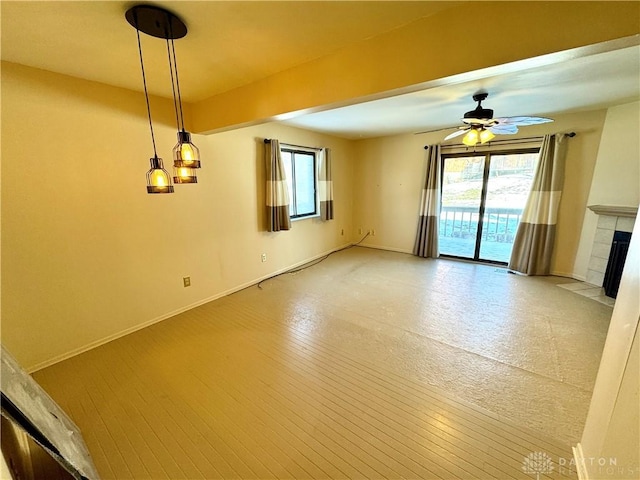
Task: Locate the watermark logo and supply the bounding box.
[522,451,554,479]
[522,451,628,478]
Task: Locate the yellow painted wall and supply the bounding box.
[352,130,440,253]
[351,109,607,277]
[192,1,640,133]
[573,101,640,279]
[0,60,632,371]
[1,62,354,371]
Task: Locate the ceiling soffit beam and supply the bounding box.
[191,1,640,134]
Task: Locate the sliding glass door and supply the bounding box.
[439,150,539,264]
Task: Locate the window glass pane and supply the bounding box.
[479,153,539,262]
[293,153,316,216]
[280,151,294,213]
[439,156,484,258]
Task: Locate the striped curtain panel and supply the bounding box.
[509,134,568,275]
[413,145,442,258]
[265,139,291,232]
[318,148,334,220]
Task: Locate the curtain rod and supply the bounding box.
[263,138,323,151]
[424,132,576,149]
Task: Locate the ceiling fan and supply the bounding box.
[426,93,553,146]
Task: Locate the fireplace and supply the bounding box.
[586,205,637,290]
[603,231,632,298]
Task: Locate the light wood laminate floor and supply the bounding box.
[33,247,612,479]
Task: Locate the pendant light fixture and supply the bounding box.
[165,34,201,184]
[125,5,200,193]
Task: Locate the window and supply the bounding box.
[280,146,318,219]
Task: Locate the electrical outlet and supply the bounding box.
[358,228,362,235]
[183,276,191,287]
[261,253,267,262]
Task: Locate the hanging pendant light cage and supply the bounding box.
[146,157,175,193]
[173,165,198,184]
[173,130,201,168]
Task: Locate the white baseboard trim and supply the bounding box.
[28,242,353,373]
[572,443,589,480]
[550,270,585,281]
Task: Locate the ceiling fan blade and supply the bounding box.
[489,124,519,134]
[494,116,554,126]
[444,128,469,140]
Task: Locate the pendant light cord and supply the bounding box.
[136,27,158,157]
[170,38,186,132]
[166,39,181,132]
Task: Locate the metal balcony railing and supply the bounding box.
[439,206,523,243]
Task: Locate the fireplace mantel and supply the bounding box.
[588,205,638,218]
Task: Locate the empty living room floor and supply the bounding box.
[33,247,612,479]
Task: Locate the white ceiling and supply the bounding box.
[2,1,639,139]
[282,42,640,138]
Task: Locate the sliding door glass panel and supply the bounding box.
[479,153,539,262]
[439,156,485,258]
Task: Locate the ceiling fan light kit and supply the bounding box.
[438,92,553,145]
[126,5,201,194]
[462,126,496,146]
[462,128,479,146]
[479,128,495,143]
